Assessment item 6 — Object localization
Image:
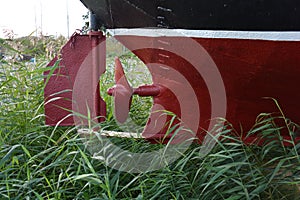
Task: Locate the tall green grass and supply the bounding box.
[0,36,299,199]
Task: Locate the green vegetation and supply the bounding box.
[0,36,300,199]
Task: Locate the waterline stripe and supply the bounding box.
[108,28,300,41]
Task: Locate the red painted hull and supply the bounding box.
[195,38,300,129]
[44,31,300,144]
[114,35,300,143]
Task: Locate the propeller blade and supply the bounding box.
[113,57,133,123]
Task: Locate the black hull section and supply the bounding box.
[80,0,300,31]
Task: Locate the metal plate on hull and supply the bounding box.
[80,0,300,30]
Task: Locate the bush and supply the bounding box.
[0,36,299,200]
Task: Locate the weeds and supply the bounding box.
[0,36,299,199]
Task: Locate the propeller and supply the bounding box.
[107,57,160,124]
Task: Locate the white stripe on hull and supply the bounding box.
[108,28,300,41]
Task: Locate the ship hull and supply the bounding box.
[81,0,300,31]
[78,0,300,142]
[110,30,300,142]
